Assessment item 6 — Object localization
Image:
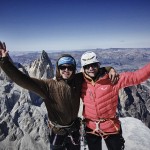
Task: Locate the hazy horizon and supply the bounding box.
[9,47,150,53]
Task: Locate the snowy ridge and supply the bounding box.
[120,117,150,150]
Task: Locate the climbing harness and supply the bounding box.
[86,118,120,139]
[48,117,81,148]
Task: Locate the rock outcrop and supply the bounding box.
[0,51,53,150]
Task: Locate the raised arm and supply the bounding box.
[116,63,150,89]
[0,41,49,99]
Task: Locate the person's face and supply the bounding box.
[59,64,74,79]
[83,63,99,78]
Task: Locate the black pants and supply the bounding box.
[86,127,125,150]
[49,118,81,150]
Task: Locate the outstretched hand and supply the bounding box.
[0,41,9,57]
[108,68,119,84]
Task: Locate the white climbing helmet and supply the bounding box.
[81,51,100,67]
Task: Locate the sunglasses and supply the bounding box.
[59,65,74,71]
[83,63,99,69]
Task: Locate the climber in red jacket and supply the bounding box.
[81,51,150,150]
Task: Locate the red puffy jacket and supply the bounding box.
[81,63,150,135]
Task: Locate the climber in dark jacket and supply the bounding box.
[0,41,118,150]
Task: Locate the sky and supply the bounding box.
[0,0,150,51]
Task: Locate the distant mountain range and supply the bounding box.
[10,48,150,71]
